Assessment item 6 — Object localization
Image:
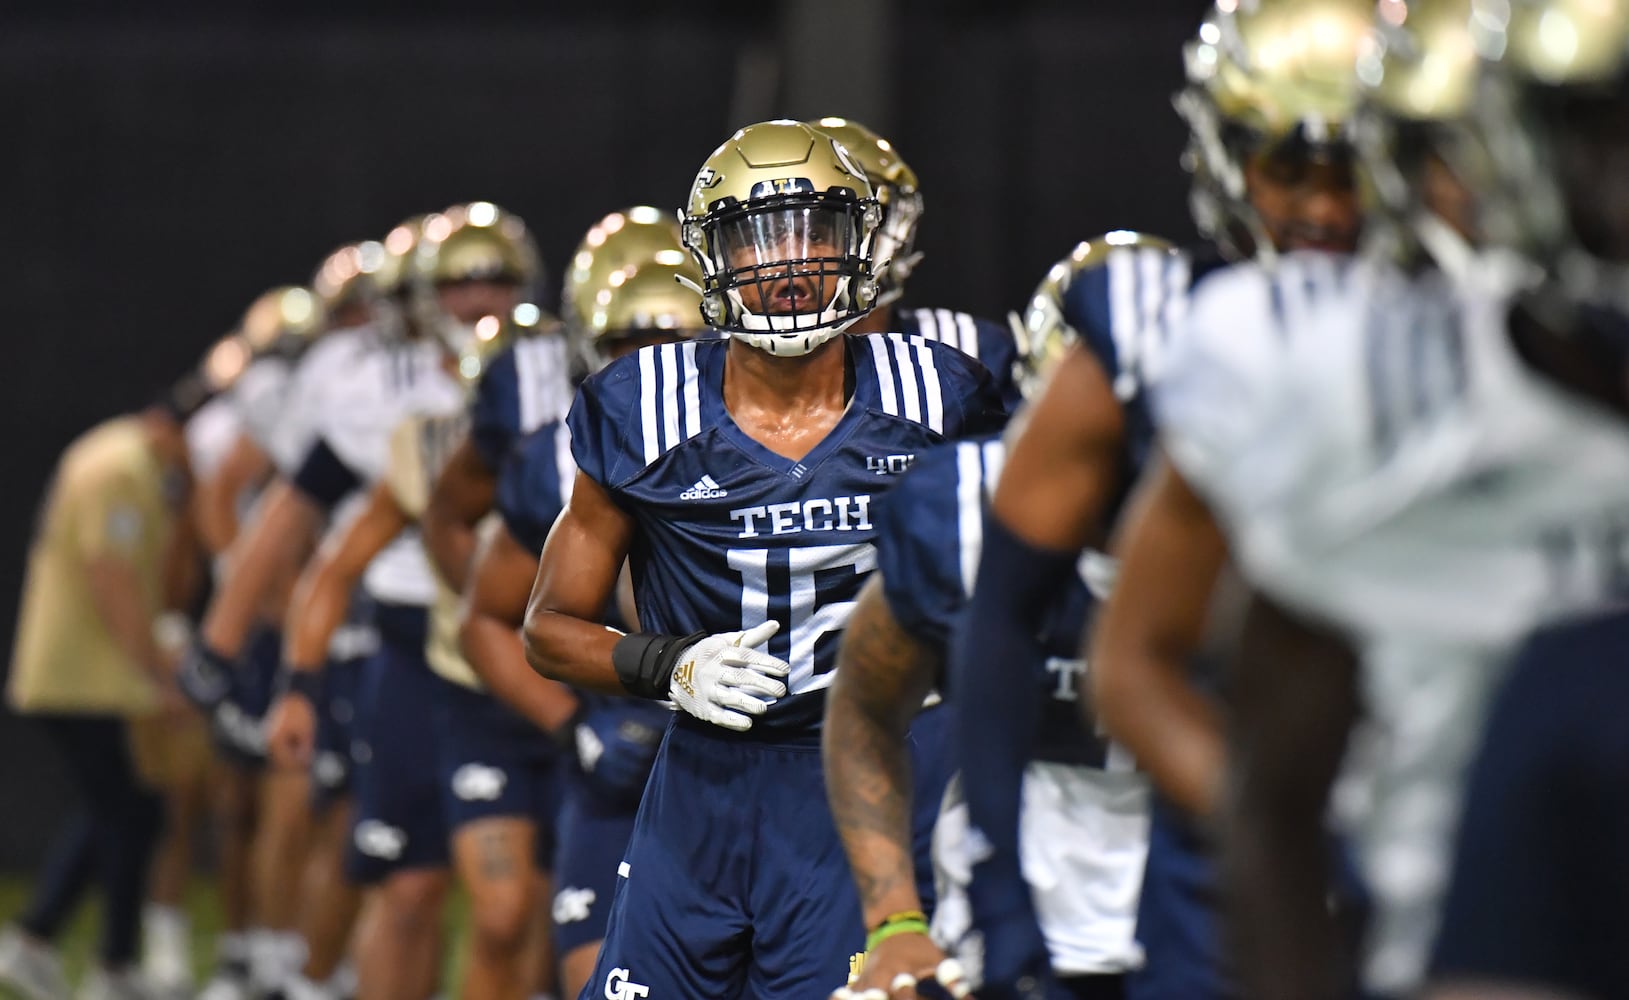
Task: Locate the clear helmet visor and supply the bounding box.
[711,204,866,332]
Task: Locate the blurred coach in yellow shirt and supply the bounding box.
[0,386,199,1000]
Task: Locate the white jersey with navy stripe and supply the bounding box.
[1154,251,1629,995]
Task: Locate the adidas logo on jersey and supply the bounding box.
[679,475,729,500]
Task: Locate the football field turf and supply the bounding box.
[0,874,474,995]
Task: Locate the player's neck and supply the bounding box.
[724,336,848,410]
[844,306,895,336]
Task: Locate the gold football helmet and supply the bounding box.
[311,241,385,320]
[681,119,882,356]
[1010,232,1177,401]
[1177,0,1375,260]
[238,285,325,359]
[409,202,541,358]
[810,117,924,306]
[561,207,689,334]
[199,333,254,395]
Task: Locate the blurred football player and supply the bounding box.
[825,235,1167,1000]
[519,119,1004,999]
[261,203,537,1000]
[460,231,707,1000]
[811,117,1023,408]
[945,2,1371,997]
[187,284,331,1000]
[1089,1,1629,998]
[0,369,208,1000]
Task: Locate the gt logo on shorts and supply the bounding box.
[451,763,507,801]
[604,967,649,999]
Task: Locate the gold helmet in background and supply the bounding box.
[561,207,689,335]
[810,117,925,306]
[1010,232,1176,401]
[589,257,706,346]
[238,285,325,359]
[373,214,433,303]
[311,240,386,322]
[681,119,882,356]
[448,303,555,388]
[199,333,254,395]
[1177,0,1375,260]
[408,202,543,362]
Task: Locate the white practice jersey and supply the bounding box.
[185,395,242,481]
[230,355,297,469]
[297,328,465,607]
[1153,252,1629,994]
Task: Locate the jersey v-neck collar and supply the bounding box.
[698,337,871,482]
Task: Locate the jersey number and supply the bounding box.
[727,543,876,690]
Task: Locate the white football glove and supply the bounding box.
[668,621,790,731]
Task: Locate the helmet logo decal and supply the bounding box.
[748,177,815,198]
[830,139,865,179]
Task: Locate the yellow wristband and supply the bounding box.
[865,917,930,952]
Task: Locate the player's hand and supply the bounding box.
[667,621,789,731]
[263,692,316,770]
[832,932,968,1000]
[176,641,235,712]
[571,706,664,806]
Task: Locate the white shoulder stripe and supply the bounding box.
[890,336,923,423]
[681,341,701,439]
[659,343,681,451]
[912,339,945,434]
[869,335,900,417]
[913,308,940,345]
[935,308,960,351]
[554,423,576,507]
[953,311,980,363]
[955,441,984,596]
[638,348,660,465]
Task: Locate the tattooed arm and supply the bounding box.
[824,574,944,998]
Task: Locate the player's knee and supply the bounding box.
[380,870,448,933]
[468,882,535,957]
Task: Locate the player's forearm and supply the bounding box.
[85,555,168,681]
[462,611,582,733]
[1093,648,1224,817]
[283,559,359,671]
[202,481,318,656]
[421,504,478,592]
[824,582,936,925]
[521,609,627,694]
[823,689,922,925]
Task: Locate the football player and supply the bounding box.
[261,203,538,1000]
[459,222,707,1000]
[945,2,1371,997]
[0,367,207,1000]
[187,281,330,1000]
[1088,2,1629,998]
[824,235,1165,1000]
[811,117,1023,408]
[519,120,1005,999]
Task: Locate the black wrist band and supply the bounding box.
[611,631,708,700]
[277,667,323,704]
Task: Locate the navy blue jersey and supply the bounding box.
[873,434,1109,767]
[494,420,575,556]
[897,307,1022,410]
[468,335,573,472]
[1064,246,1225,524]
[568,335,1006,734]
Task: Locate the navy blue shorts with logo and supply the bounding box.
[430,676,560,865]
[584,710,864,999]
[551,766,638,956]
[1428,606,1629,999]
[309,655,361,814]
[343,605,448,884]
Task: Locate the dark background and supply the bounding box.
[0,0,1205,868]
